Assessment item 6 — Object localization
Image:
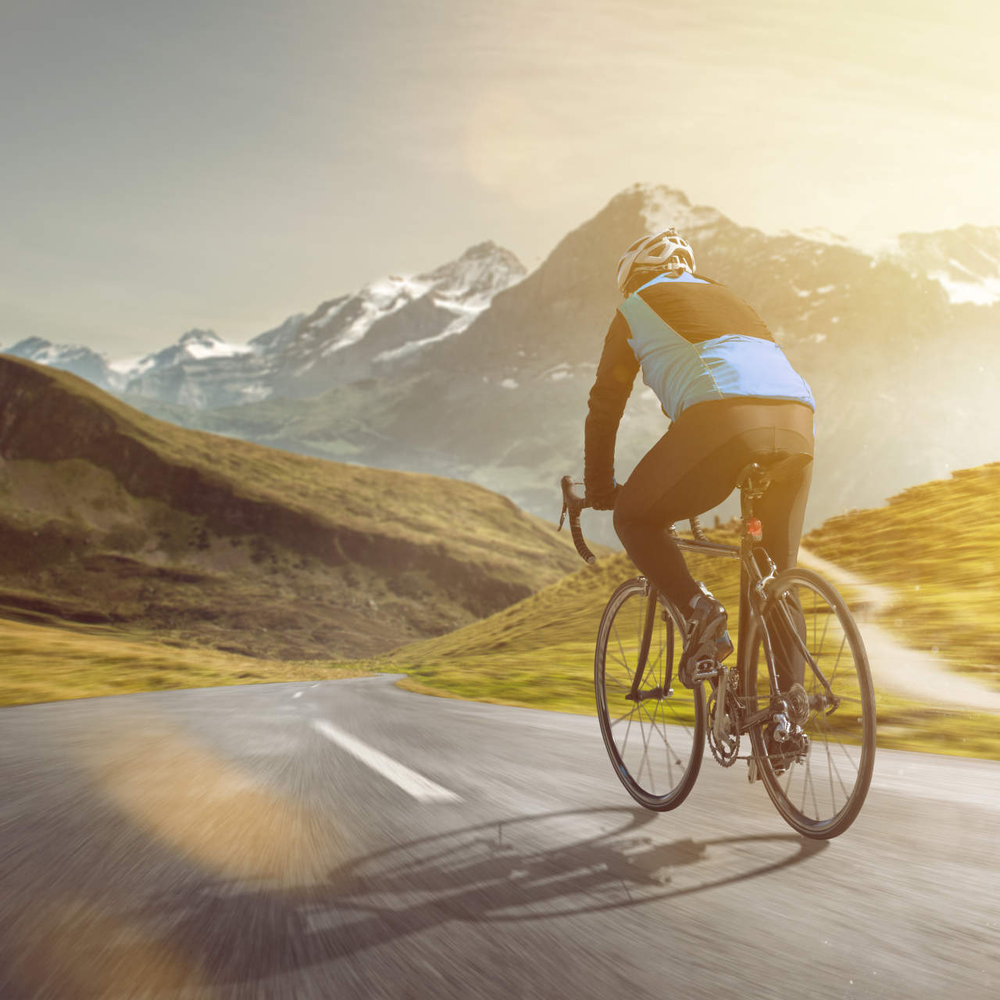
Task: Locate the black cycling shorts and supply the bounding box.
[613,397,814,607]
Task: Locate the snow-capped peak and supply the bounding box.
[417,241,527,307]
[176,329,253,360]
[6,335,116,367]
[123,329,253,379]
[880,225,1000,305]
[780,226,853,247]
[367,243,526,364]
[629,184,725,237]
[295,242,525,359]
[4,336,124,392]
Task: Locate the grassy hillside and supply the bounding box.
[381,516,999,759]
[385,538,743,713]
[804,462,1000,690]
[0,355,584,668]
[0,616,369,707]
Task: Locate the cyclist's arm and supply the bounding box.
[584,313,639,500]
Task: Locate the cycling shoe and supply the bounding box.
[678,595,729,688]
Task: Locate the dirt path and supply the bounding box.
[798,547,1000,714]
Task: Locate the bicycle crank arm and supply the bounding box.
[712,667,730,745]
[626,685,673,702]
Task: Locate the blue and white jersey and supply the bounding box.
[619,271,814,421]
[583,270,815,495]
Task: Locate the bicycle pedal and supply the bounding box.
[690,658,722,684]
[747,759,758,784]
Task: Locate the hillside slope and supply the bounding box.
[0,356,582,659]
[381,500,999,757]
[804,462,1000,688]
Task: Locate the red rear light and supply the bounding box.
[747,517,763,541]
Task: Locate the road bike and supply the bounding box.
[559,456,876,839]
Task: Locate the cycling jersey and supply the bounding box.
[584,271,814,495]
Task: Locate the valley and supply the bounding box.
[0,356,583,698]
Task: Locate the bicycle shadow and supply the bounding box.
[320,805,828,920]
[115,806,829,986]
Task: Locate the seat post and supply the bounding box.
[735,464,772,679]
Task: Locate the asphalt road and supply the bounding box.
[1,675,997,999]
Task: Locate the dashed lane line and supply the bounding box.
[311,719,461,803]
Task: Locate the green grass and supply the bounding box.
[0,618,369,707]
[805,462,1000,690]
[384,541,741,709]
[381,532,1000,760]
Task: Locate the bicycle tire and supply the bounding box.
[742,567,876,839]
[595,578,706,811]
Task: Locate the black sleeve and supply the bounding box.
[584,312,639,494]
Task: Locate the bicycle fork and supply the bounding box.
[626,583,669,702]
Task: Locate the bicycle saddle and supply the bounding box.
[735,452,813,493]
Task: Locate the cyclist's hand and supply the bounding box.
[589,483,619,511]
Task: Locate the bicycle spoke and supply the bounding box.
[638,700,672,752]
[609,704,638,729]
[612,624,633,681]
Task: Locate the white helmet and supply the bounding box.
[616,227,696,295]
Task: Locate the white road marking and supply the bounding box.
[311,720,461,803]
[293,691,303,699]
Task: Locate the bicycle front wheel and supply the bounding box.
[595,579,706,811]
[743,567,876,839]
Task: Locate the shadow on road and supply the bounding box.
[324,806,828,921]
[96,806,828,988]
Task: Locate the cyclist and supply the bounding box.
[584,228,815,684]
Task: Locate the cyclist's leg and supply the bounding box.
[754,428,814,574]
[752,408,814,689]
[612,402,743,610]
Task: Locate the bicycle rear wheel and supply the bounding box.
[595,579,706,811]
[742,567,876,839]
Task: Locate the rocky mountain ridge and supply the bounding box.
[3,241,526,409]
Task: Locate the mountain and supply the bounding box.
[888,225,1000,305]
[2,336,124,394]
[10,185,999,539]
[117,241,526,409]
[120,328,259,408]
[0,356,582,659]
[172,184,1000,534]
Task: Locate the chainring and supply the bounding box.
[707,690,740,767]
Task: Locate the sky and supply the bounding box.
[2,0,998,356]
